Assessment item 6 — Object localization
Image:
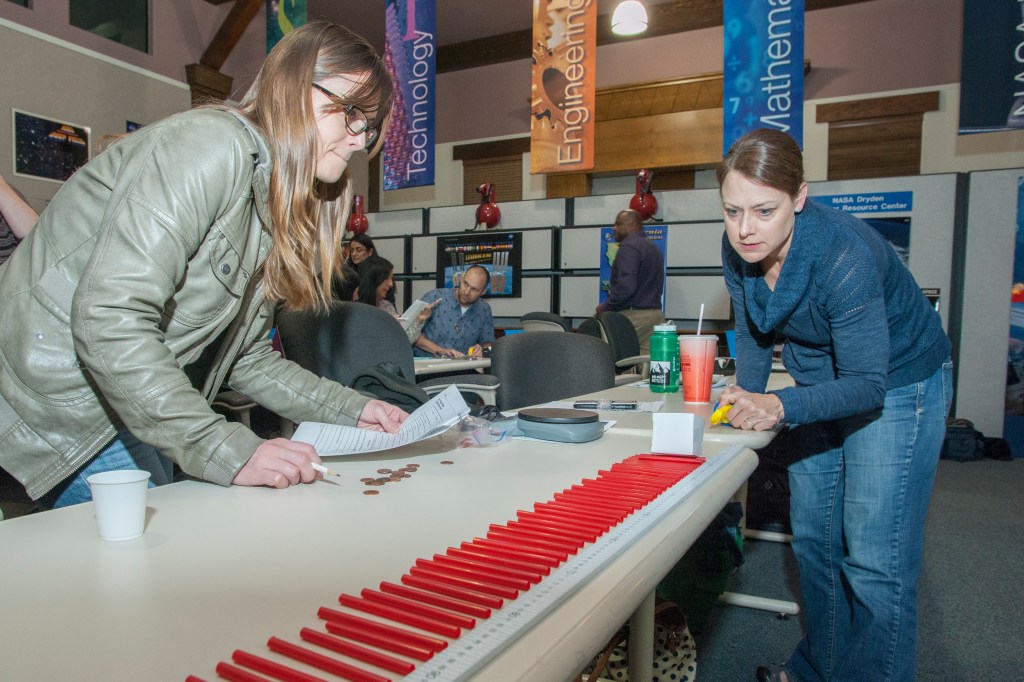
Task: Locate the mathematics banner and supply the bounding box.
[267,0,306,53]
[959,0,1024,134]
[383,0,436,190]
[723,0,805,153]
[530,0,596,175]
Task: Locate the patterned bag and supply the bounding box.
[580,600,697,682]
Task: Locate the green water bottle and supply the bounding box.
[650,323,680,393]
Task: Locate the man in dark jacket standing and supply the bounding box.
[597,209,666,354]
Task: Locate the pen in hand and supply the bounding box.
[311,462,340,478]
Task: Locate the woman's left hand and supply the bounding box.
[417,299,439,322]
[357,399,408,432]
[718,385,784,431]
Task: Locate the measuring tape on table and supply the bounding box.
[405,444,747,681]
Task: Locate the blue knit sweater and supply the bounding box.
[722,199,951,425]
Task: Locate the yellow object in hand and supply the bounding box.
[710,402,732,426]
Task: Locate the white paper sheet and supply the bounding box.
[398,299,429,332]
[291,385,470,457]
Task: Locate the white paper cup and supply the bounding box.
[86,470,151,541]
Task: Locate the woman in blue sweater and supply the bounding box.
[716,130,952,682]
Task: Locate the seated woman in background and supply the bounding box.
[346,232,376,267]
[0,174,39,266]
[334,232,395,303]
[351,255,434,342]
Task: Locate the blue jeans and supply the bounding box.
[38,430,174,509]
[784,361,952,682]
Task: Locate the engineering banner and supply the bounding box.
[530,0,597,175]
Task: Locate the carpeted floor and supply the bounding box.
[694,458,1024,681]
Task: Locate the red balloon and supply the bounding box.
[629,169,658,221]
[348,194,369,235]
[475,182,501,229]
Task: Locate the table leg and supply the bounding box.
[628,591,655,681]
[724,479,801,615]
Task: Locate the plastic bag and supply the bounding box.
[455,414,517,448]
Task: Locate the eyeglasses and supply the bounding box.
[312,83,380,148]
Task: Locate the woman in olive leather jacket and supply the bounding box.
[0,22,405,506]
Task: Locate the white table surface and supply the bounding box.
[0,394,760,682]
[413,356,491,376]
[574,382,784,451]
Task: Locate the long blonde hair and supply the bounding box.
[236,22,394,311]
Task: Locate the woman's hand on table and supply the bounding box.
[718,386,784,431]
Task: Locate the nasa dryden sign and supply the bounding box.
[810,192,914,214]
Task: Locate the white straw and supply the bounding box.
[697,303,705,336]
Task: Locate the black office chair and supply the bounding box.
[577,311,649,386]
[489,331,615,410]
[520,311,573,333]
[275,302,498,412]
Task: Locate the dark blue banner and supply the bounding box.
[723,0,805,153]
[383,0,436,190]
[959,0,1024,134]
[266,0,306,53]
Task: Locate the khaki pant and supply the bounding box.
[620,308,667,356]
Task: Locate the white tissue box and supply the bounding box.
[651,413,704,455]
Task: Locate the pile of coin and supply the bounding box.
[361,463,421,495]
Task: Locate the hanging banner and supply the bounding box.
[959,0,1024,134]
[723,0,805,154]
[267,0,306,53]
[383,0,436,190]
[530,0,597,175]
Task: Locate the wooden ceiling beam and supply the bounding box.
[438,0,871,73]
[201,0,265,71]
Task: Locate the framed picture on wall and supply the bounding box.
[12,109,91,183]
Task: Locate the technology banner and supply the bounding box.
[267,0,306,53]
[383,0,436,190]
[530,0,597,175]
[959,0,1024,134]
[723,0,805,153]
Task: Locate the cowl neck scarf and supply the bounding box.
[740,200,829,334]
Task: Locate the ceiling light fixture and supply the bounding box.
[611,0,648,36]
